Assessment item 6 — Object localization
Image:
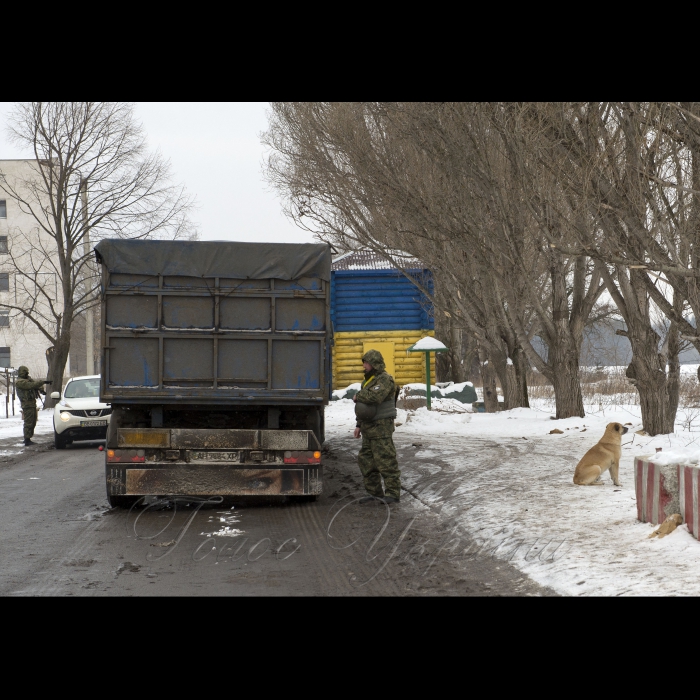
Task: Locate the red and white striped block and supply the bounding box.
[634,456,679,525]
[678,464,700,540]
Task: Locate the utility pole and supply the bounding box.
[81,178,94,375]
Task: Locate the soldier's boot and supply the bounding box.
[383,495,400,504]
[24,438,35,446]
[359,495,384,504]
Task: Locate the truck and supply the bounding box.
[94,239,332,507]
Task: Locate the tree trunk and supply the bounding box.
[463,335,478,385]
[498,326,530,409]
[550,341,585,419]
[628,327,674,435]
[484,318,529,410]
[545,260,586,419]
[46,330,71,409]
[512,344,530,409]
[448,323,465,383]
[665,293,683,430]
[491,351,520,410]
[601,268,677,435]
[502,361,519,410]
[637,373,673,435]
[667,330,680,429]
[478,345,500,413]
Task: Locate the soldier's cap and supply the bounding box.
[17,366,29,378]
[362,349,385,372]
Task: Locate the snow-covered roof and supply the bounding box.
[331,249,425,271]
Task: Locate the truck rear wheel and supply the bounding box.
[306,408,324,447]
[107,493,138,508]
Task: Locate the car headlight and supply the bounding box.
[59,412,71,422]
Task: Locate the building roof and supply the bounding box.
[331,249,424,271]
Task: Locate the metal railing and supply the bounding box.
[1,367,16,418]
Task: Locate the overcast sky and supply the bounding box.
[0,102,315,244]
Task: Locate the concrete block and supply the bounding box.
[634,456,680,525]
[679,464,700,540]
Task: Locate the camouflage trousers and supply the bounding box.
[358,434,401,499]
[21,404,37,440]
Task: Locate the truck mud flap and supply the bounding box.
[107,465,322,496]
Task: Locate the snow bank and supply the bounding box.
[332,383,362,400]
[402,383,440,394]
[644,448,700,466]
[405,403,472,428]
[440,381,475,394]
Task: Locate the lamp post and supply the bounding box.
[80,177,94,375]
[406,336,448,410]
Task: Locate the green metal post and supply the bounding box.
[425,351,431,410]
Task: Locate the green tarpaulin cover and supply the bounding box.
[95,240,332,281]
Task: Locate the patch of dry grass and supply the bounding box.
[470,367,700,410]
[530,369,700,410]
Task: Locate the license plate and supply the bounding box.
[80,420,107,427]
[190,451,239,462]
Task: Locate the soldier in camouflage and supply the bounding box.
[16,366,51,446]
[353,349,401,504]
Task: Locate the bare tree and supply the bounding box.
[519,102,700,433]
[263,103,533,410]
[0,102,196,406]
[264,102,617,417]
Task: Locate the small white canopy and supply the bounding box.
[409,336,448,351]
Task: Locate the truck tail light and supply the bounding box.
[106,449,146,463]
[283,450,322,464]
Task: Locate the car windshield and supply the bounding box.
[64,379,101,399]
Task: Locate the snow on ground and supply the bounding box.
[0,407,54,445]
[326,389,700,596]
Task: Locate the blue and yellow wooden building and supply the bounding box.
[330,251,435,389]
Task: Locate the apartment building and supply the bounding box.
[0,159,69,377]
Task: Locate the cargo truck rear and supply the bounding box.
[95,240,332,506]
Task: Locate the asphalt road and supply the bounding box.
[0,431,556,596]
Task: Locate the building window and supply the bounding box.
[0,237,7,253]
[0,312,8,327]
[0,200,6,218]
[0,274,8,292]
[0,347,9,367]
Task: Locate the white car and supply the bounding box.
[52,375,111,449]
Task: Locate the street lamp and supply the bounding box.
[406,336,448,410]
[79,176,94,375]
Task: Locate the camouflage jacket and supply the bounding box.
[16,377,46,406]
[355,370,396,438]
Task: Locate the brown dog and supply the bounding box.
[573,422,628,486]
